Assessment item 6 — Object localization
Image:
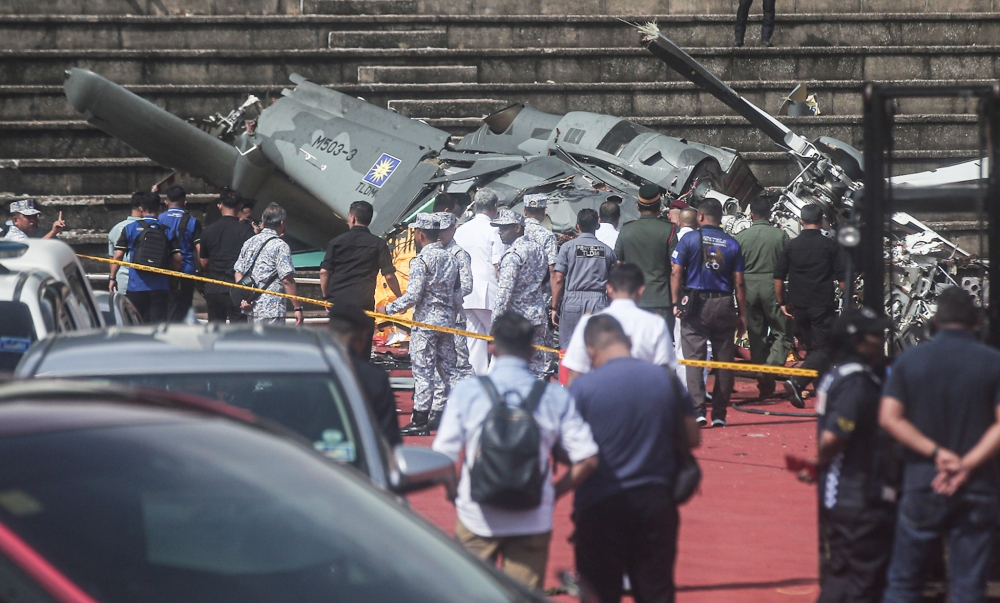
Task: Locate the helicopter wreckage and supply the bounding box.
[62,24,988,342]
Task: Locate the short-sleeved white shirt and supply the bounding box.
[595,222,619,249]
[561,298,677,374]
[433,356,598,537]
[453,214,506,311]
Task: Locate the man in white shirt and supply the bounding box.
[107,192,144,292]
[563,263,676,385]
[453,188,506,375]
[434,311,599,590]
[595,200,620,249]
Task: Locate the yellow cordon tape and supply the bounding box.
[79,255,819,378]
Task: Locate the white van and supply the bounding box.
[0,239,104,371]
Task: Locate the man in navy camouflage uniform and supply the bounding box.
[386,212,462,436]
[492,209,550,377]
[430,208,475,430]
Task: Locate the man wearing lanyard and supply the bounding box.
[671,198,747,428]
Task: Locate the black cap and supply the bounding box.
[638,184,661,205]
[327,303,375,332]
[832,307,893,339]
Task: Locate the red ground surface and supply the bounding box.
[396,374,820,602]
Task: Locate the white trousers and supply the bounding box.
[464,308,493,375]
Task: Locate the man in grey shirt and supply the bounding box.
[551,208,617,347]
[107,192,144,293]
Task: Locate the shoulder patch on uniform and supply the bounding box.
[837,363,864,376]
[575,245,606,259]
[836,416,856,433]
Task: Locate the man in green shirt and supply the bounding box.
[733,197,790,397]
[615,184,679,332]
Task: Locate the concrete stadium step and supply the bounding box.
[386,98,510,118]
[7,46,1000,86]
[3,114,983,159]
[5,14,999,51]
[2,81,987,121]
[0,0,297,15]
[329,29,447,49]
[0,149,983,195]
[357,66,478,83]
[305,0,1000,15]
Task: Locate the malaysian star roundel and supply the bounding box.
[364,153,401,188]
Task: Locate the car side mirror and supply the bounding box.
[391,446,456,495]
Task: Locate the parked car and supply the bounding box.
[92,290,143,326]
[0,239,103,331]
[0,380,541,603]
[0,240,105,371]
[15,324,443,493]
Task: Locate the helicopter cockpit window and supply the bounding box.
[597,121,654,157]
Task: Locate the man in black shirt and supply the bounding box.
[880,287,1000,603]
[774,204,844,407]
[811,308,897,603]
[320,201,402,344]
[328,303,402,448]
[199,191,254,322]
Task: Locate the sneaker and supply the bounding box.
[784,381,806,409]
[696,416,708,428]
[712,419,727,428]
[762,38,774,47]
[734,38,744,48]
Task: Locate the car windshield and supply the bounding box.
[93,373,366,474]
[0,418,529,603]
[0,301,36,372]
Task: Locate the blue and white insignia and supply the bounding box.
[363,153,401,188]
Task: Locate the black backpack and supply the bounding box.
[470,377,548,510]
[131,220,171,269]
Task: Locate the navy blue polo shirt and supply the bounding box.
[570,356,696,512]
[159,207,202,275]
[883,328,1000,493]
[671,225,745,292]
[114,217,175,292]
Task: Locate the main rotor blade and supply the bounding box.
[642,29,795,151]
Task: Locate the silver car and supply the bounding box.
[16,323,453,494]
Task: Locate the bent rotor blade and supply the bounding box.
[641,28,799,152]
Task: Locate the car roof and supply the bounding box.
[26,324,338,377]
[0,379,257,438]
[0,239,82,281]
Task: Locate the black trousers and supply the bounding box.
[205,292,247,323]
[791,305,837,388]
[126,290,168,323]
[818,504,895,603]
[735,0,776,42]
[574,485,678,603]
[167,278,195,323]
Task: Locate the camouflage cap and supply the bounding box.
[434,211,456,229]
[408,213,445,230]
[490,209,524,227]
[523,193,548,209]
[9,199,41,216]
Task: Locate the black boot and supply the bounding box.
[784,380,805,409]
[400,410,430,436]
[734,36,744,48]
[428,409,443,432]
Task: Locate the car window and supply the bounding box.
[595,120,653,157]
[0,420,529,603]
[0,301,36,372]
[61,263,102,329]
[94,373,366,474]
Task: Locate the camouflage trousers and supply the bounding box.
[411,328,457,413]
[432,317,475,408]
[529,323,552,378]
